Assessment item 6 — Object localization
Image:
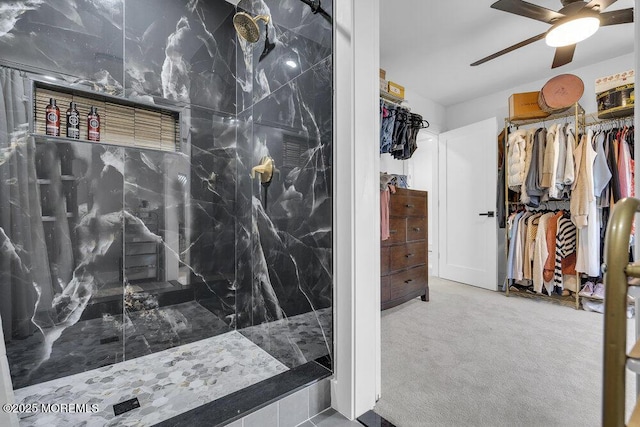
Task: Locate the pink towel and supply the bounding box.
[381,189,390,240]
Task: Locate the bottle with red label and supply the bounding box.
[66,101,80,139]
[45,98,60,136]
[87,106,100,142]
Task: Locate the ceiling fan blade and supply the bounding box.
[551,44,576,69]
[471,32,547,66]
[491,0,565,24]
[600,8,634,26]
[585,0,617,12]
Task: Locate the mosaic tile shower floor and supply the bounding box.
[14,330,288,427]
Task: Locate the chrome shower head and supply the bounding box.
[233,12,270,43]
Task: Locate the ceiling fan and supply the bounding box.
[471,0,634,69]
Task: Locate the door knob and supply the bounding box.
[478,211,495,217]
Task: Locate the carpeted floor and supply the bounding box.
[375,277,637,427]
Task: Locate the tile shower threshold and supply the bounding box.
[156,360,332,427]
[14,330,290,427]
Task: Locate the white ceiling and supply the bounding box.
[379,0,635,107]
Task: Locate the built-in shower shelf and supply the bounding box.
[37,176,76,184]
[42,213,75,222]
[32,134,188,157]
[32,80,182,153]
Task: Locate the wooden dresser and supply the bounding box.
[381,188,429,310]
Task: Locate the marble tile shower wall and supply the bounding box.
[234,0,333,370]
[0,0,333,399]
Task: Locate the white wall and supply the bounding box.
[333,0,381,419]
[445,53,635,130]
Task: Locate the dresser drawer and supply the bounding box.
[381,247,390,275]
[406,217,427,242]
[390,194,426,217]
[389,265,428,300]
[381,276,390,302]
[383,217,406,246]
[389,241,426,271]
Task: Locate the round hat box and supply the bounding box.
[538,74,584,114]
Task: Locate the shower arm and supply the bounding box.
[298,0,332,24]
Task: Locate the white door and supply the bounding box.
[407,130,439,276]
[438,118,497,290]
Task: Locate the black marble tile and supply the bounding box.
[155,361,331,427]
[6,314,128,389]
[124,0,236,112]
[237,0,332,48]
[189,106,236,204]
[4,138,126,388]
[235,108,254,329]
[238,57,332,326]
[123,148,189,285]
[188,200,235,284]
[194,279,236,327]
[123,301,231,361]
[357,411,397,427]
[0,0,125,93]
[250,23,331,105]
[239,308,332,369]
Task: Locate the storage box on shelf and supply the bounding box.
[508,91,550,121]
[387,81,405,99]
[595,69,635,119]
[379,78,388,93]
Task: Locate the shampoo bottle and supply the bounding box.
[45,98,60,136]
[66,102,80,139]
[87,106,100,142]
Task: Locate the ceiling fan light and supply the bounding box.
[545,16,600,47]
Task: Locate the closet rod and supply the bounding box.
[381,97,409,110]
[585,113,634,128]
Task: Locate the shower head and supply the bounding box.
[233,12,270,43]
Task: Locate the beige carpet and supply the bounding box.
[375,277,636,427]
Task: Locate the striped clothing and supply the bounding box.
[554,216,577,287]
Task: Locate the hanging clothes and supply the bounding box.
[507,211,525,279]
[524,128,547,207]
[387,107,425,160]
[574,130,601,277]
[593,131,612,202]
[542,124,559,192]
[507,129,527,190]
[554,214,578,292]
[570,133,594,229]
[533,212,555,294]
[380,99,396,154]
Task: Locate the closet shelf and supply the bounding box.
[380,91,405,105]
[507,287,577,309]
[509,103,585,126]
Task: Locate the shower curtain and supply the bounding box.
[0,67,71,343]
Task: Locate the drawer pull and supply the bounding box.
[405,253,414,258]
[404,279,413,284]
[389,230,398,234]
[413,227,421,232]
[405,204,414,208]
